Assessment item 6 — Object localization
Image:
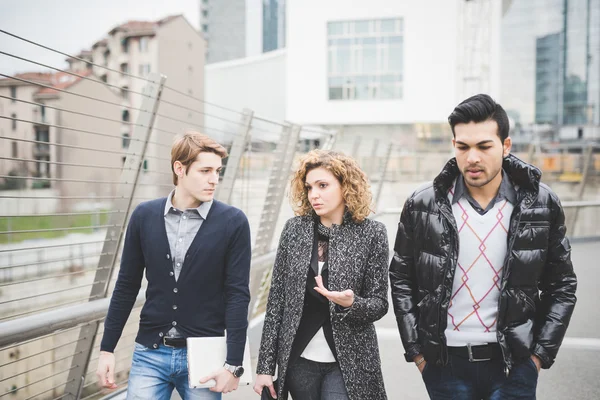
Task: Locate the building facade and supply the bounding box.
[205,0,502,150]
[200,0,286,63]
[501,0,600,142]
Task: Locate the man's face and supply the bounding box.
[175,152,222,203]
[452,119,511,189]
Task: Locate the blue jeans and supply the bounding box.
[286,357,349,400]
[422,354,538,400]
[127,343,222,400]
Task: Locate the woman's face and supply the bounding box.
[305,167,345,223]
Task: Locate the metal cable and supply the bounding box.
[0,366,79,398]
[0,29,155,84]
[0,156,171,175]
[1,224,116,235]
[0,117,171,160]
[0,174,133,186]
[0,51,150,98]
[0,210,122,219]
[0,73,146,113]
[0,251,111,270]
[158,99,244,126]
[0,336,87,368]
[23,379,77,400]
[0,129,167,161]
[162,85,243,115]
[0,264,111,287]
[0,282,102,305]
[0,95,171,149]
[0,240,109,254]
[0,352,82,382]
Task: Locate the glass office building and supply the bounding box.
[501,0,600,126]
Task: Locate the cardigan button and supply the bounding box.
[153,344,158,349]
[159,332,164,337]
[166,254,170,259]
[173,288,178,293]
[169,271,174,277]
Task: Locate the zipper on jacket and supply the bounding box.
[437,201,458,366]
[497,194,533,375]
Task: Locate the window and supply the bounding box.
[11,113,16,130]
[202,24,209,33]
[121,38,129,53]
[122,109,130,122]
[122,133,131,149]
[121,86,129,100]
[120,63,129,75]
[11,141,17,158]
[40,105,46,123]
[139,64,151,76]
[10,86,16,102]
[139,37,149,52]
[202,10,208,18]
[103,49,110,65]
[100,74,108,83]
[327,18,404,100]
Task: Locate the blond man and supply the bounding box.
[96,133,251,399]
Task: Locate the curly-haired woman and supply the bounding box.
[253,149,389,400]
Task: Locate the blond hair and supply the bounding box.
[171,132,228,185]
[289,150,373,222]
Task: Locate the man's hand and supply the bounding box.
[254,374,277,398]
[531,354,542,372]
[96,351,118,389]
[413,355,426,374]
[200,367,240,393]
[314,275,354,308]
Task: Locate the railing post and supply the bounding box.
[215,109,253,204]
[63,73,166,399]
[374,143,393,212]
[569,144,594,234]
[253,123,301,256]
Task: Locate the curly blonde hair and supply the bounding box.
[290,149,373,222]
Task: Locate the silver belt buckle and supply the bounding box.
[163,336,175,348]
[467,343,491,362]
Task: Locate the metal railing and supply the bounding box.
[1,26,599,400]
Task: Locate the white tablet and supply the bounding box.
[186,336,253,388]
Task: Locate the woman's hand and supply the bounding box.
[253,374,277,398]
[314,275,354,308]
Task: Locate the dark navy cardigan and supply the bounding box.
[100,197,251,365]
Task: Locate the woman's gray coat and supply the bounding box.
[256,214,389,400]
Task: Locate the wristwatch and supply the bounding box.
[223,362,244,378]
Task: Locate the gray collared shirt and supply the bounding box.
[453,170,517,215]
[163,189,212,336]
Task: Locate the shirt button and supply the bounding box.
[153,344,158,349]
[169,271,174,276]
[183,216,187,220]
[178,238,183,242]
[176,263,181,267]
[159,332,164,337]
[166,254,170,259]
[172,321,177,326]
[173,305,178,310]
[173,288,178,293]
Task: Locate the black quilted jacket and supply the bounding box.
[390,154,577,372]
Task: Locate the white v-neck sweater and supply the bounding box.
[445,189,513,347]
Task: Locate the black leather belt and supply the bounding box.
[447,343,503,362]
[163,337,186,348]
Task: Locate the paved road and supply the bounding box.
[172,216,599,400]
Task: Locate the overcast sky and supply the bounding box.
[0,0,200,75]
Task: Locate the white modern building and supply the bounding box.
[205,0,502,150]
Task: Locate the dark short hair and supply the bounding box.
[448,94,509,142]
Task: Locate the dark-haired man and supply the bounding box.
[390,94,577,399]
